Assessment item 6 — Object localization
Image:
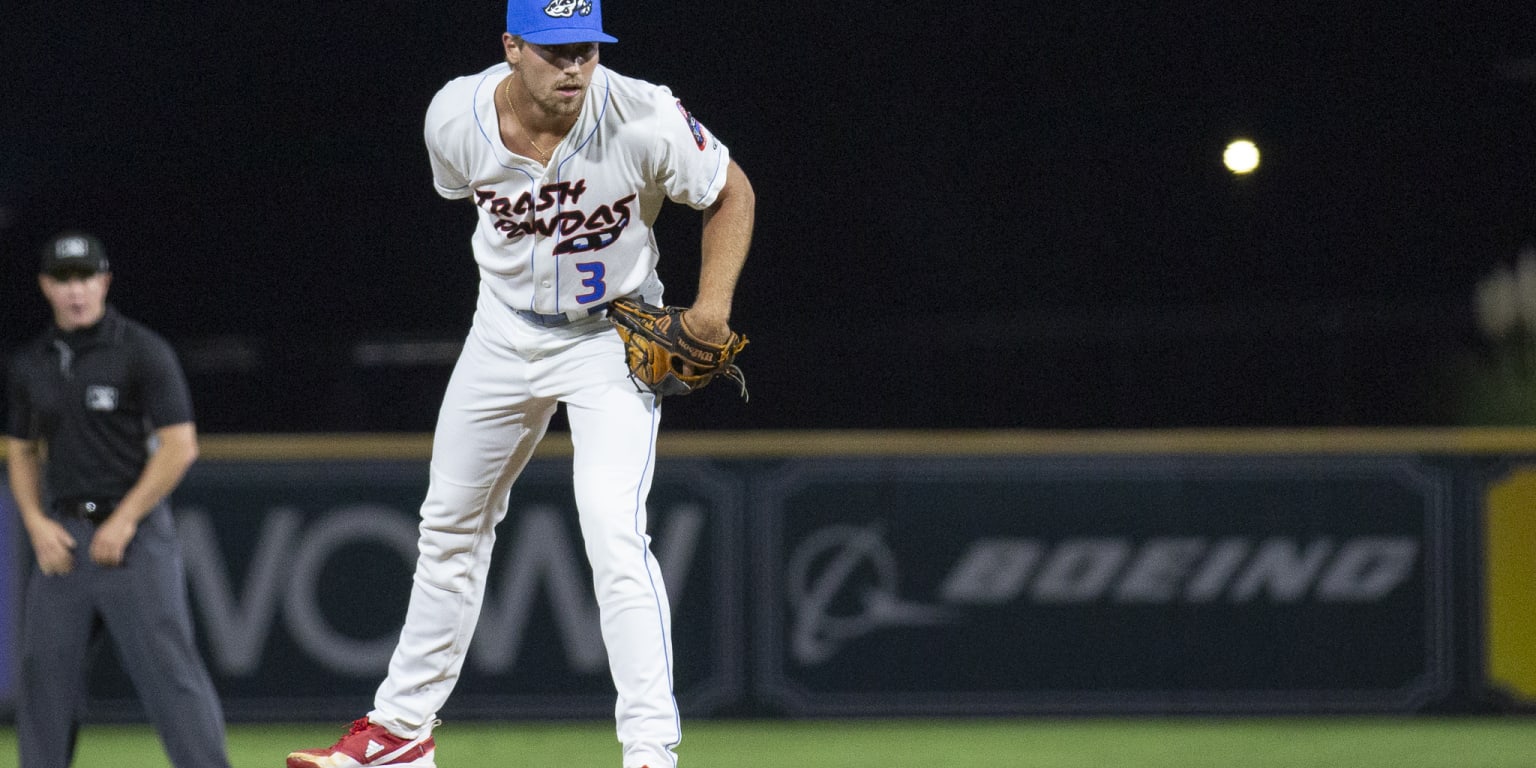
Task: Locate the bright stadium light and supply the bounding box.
[1223,138,1261,175]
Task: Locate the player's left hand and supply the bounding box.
[680,307,732,345]
[90,516,138,567]
[607,298,749,398]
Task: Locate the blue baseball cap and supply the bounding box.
[508,0,617,44]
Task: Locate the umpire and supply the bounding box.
[4,232,231,768]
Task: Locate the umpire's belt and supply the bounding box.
[55,499,115,525]
[514,305,606,327]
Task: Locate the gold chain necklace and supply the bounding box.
[504,77,552,162]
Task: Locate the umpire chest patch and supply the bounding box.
[85,385,119,411]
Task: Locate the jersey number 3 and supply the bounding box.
[575,261,606,304]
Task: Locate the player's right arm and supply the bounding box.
[5,437,76,575]
[424,76,478,200]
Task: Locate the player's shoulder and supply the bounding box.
[592,66,682,120]
[432,63,503,102]
[596,66,673,100]
[426,63,504,129]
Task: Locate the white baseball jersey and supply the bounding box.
[368,60,732,768]
[425,62,732,316]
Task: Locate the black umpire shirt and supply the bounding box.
[5,305,195,502]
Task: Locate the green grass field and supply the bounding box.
[1,716,1534,767]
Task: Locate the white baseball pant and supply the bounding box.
[370,282,680,768]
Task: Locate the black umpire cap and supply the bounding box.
[40,231,110,278]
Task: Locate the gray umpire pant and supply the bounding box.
[17,502,231,768]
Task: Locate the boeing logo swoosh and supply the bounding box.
[786,524,955,665]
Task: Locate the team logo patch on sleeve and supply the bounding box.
[675,101,708,150]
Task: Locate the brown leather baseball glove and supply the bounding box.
[607,298,749,399]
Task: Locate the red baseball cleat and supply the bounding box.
[286,718,436,768]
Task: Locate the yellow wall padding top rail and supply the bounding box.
[162,428,1536,461]
[10,429,1536,463]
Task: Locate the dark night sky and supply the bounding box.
[3,2,1535,431]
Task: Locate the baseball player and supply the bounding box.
[286,2,754,768]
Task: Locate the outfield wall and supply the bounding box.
[3,429,1535,721]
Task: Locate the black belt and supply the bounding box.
[55,499,116,525]
[514,305,606,327]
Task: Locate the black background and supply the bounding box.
[4,2,1535,432]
